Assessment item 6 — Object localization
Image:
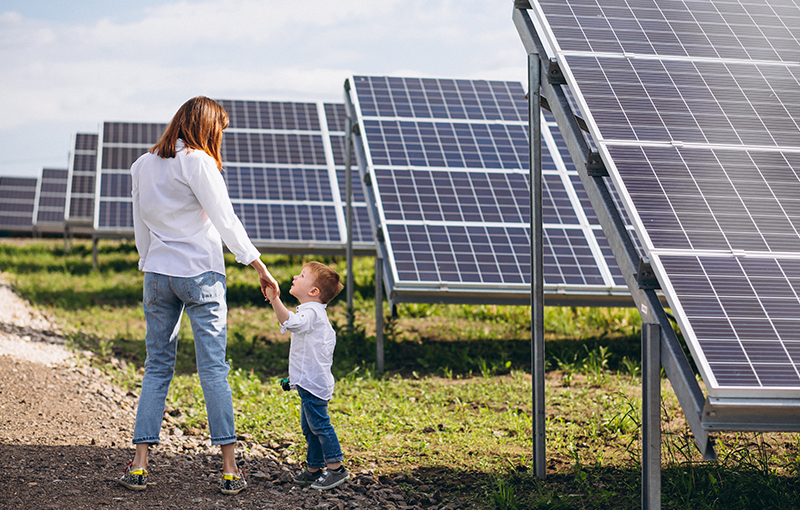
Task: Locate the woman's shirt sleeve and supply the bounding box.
[131,158,150,271]
[184,153,261,266]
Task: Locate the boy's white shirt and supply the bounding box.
[282,301,336,401]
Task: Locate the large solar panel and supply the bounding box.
[65,133,98,232]
[33,167,68,233]
[527,0,800,398]
[345,75,632,305]
[0,176,38,233]
[93,101,373,254]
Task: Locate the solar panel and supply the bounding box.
[65,133,98,231]
[218,100,372,254]
[0,176,38,233]
[527,0,800,398]
[94,122,165,235]
[33,167,68,232]
[94,101,373,254]
[345,75,632,305]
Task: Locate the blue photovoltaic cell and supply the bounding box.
[530,0,800,396]
[35,168,68,227]
[348,75,628,300]
[66,133,98,223]
[0,177,38,231]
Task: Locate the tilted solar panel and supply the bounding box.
[94,122,165,234]
[345,75,631,305]
[65,133,98,227]
[0,176,38,232]
[93,101,373,254]
[528,0,800,398]
[34,167,69,230]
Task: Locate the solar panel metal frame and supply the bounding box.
[344,74,632,306]
[514,0,800,440]
[32,167,69,234]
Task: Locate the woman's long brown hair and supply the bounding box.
[150,96,229,171]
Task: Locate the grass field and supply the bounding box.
[1,238,799,509]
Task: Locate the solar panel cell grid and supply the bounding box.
[36,168,68,226]
[353,76,527,122]
[537,0,800,62]
[348,74,631,300]
[219,100,321,131]
[529,0,800,395]
[0,177,38,231]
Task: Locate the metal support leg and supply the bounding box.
[345,115,355,333]
[529,51,546,480]
[92,236,99,272]
[642,323,661,510]
[375,257,384,373]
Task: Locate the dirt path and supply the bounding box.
[0,275,456,510]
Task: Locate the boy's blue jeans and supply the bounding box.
[133,271,236,446]
[298,386,344,468]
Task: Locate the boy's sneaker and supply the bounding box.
[310,466,350,490]
[119,462,148,491]
[293,468,323,486]
[220,470,247,495]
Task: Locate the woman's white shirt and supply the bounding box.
[282,302,336,401]
[131,140,260,277]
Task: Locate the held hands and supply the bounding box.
[250,258,279,301]
[261,273,279,302]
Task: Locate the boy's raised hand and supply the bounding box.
[264,282,279,303]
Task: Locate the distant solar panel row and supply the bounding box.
[93,101,373,251]
[347,75,630,303]
[529,0,800,397]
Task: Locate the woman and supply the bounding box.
[119,96,278,495]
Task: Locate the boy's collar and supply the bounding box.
[297,301,327,309]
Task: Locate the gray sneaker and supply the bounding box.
[310,467,350,490]
[293,468,324,486]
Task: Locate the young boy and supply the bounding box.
[266,261,349,490]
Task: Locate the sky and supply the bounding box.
[0,0,528,179]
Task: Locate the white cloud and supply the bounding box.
[0,0,527,176]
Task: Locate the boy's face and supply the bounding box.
[289,266,318,302]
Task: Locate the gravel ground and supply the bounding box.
[0,274,470,509]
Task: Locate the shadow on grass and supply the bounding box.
[70,319,642,380]
[408,463,800,510]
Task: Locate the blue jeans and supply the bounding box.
[298,386,343,468]
[133,271,236,446]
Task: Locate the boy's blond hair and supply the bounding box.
[305,261,344,304]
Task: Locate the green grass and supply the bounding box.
[1,238,799,509]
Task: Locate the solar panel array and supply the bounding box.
[346,75,631,304]
[0,176,38,232]
[65,133,99,228]
[93,101,372,253]
[529,0,800,398]
[33,167,69,231]
[217,100,372,253]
